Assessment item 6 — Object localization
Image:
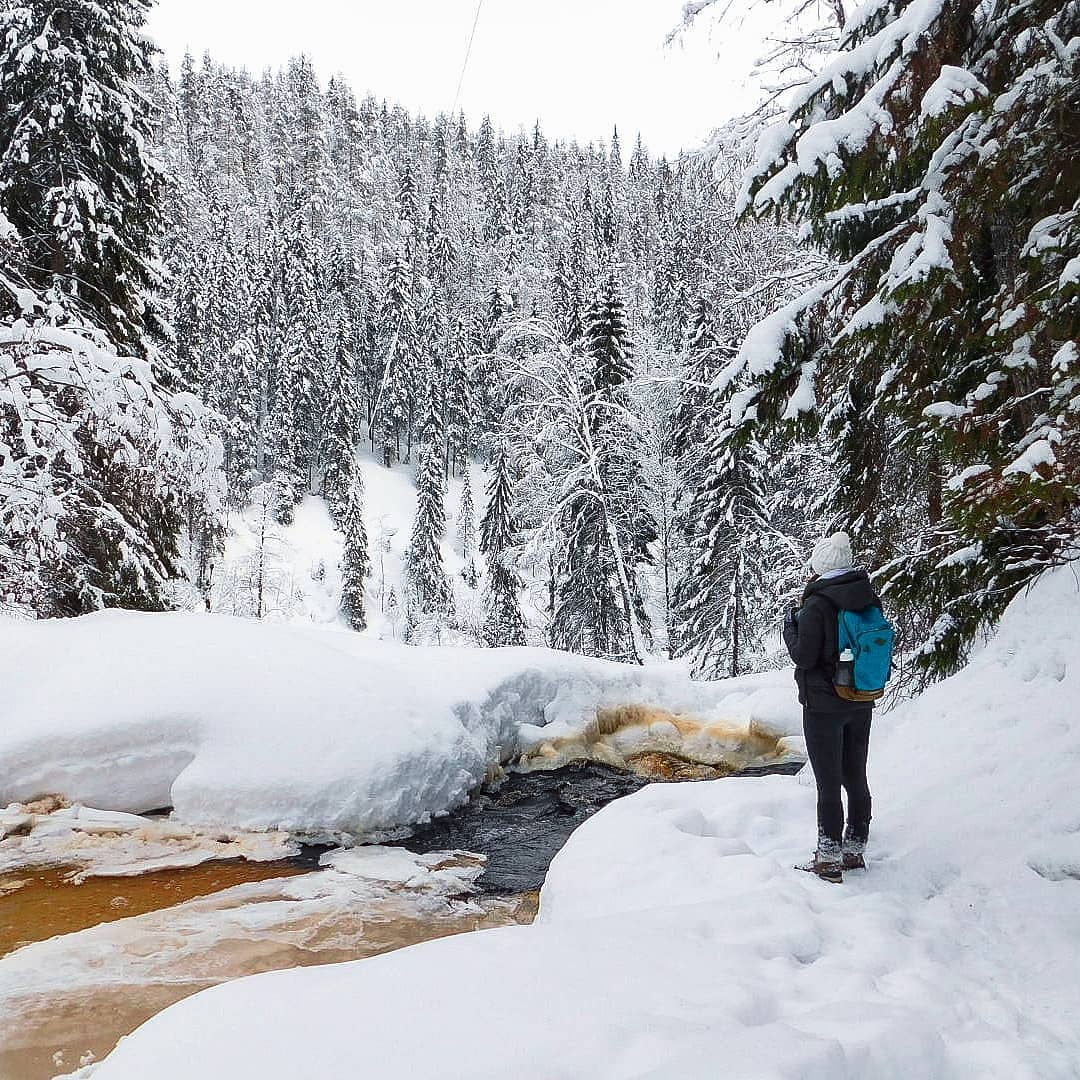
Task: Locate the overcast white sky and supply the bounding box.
[146,1,769,157]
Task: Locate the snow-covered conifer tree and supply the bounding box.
[457,466,477,558]
[0,318,225,615]
[672,422,781,678]
[427,183,456,289]
[505,301,654,663]
[547,272,655,661]
[587,271,636,394]
[732,0,1080,673]
[272,356,302,525]
[479,447,527,646]
[397,164,419,249]
[376,251,417,465]
[445,317,475,476]
[339,468,370,632]
[0,3,226,615]
[225,338,261,502]
[668,292,728,656]
[404,389,453,626]
[322,294,359,523]
[273,201,321,510]
[0,0,166,352]
[673,294,726,457]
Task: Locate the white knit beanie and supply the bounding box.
[810,531,854,576]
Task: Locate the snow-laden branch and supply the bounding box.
[0,319,225,615]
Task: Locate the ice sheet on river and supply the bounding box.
[0,611,801,839]
[0,802,298,878]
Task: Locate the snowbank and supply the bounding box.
[76,565,1080,1079]
[0,803,297,879]
[0,610,799,839]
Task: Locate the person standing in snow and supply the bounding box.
[783,532,882,883]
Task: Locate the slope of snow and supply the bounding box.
[72,564,1080,1079]
[211,450,670,652]
[0,610,800,839]
[213,454,491,642]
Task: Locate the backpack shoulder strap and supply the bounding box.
[805,591,837,619]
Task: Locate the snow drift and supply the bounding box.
[71,564,1080,1079]
[0,610,800,838]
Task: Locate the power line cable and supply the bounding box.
[451,0,484,117]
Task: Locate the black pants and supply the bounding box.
[803,708,872,845]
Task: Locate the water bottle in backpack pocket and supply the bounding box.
[835,648,856,691]
[835,607,895,702]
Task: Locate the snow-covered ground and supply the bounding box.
[68,564,1080,1079]
[0,609,801,842]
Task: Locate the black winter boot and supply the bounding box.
[842,826,867,871]
[796,835,843,884]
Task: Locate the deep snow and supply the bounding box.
[0,610,801,839]
[67,563,1080,1079]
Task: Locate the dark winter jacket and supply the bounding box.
[783,569,883,712]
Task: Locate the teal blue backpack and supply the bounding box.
[835,606,896,702]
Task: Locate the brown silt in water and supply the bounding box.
[0,859,310,958]
[0,861,537,1080]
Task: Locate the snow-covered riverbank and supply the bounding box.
[68,564,1080,1079]
[0,610,801,842]
[0,846,530,1079]
[0,802,298,879]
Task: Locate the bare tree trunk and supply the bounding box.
[730,567,742,679]
[599,504,645,665]
[660,486,672,658]
[255,508,267,619]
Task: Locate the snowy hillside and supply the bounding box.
[71,564,1080,1079]
[211,453,497,642]
[0,609,802,839]
[207,449,688,658]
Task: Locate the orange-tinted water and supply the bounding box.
[0,862,537,1080]
[0,860,310,958]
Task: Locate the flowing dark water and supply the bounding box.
[403,763,652,893]
[399,759,804,893]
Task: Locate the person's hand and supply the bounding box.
[784,606,799,629]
